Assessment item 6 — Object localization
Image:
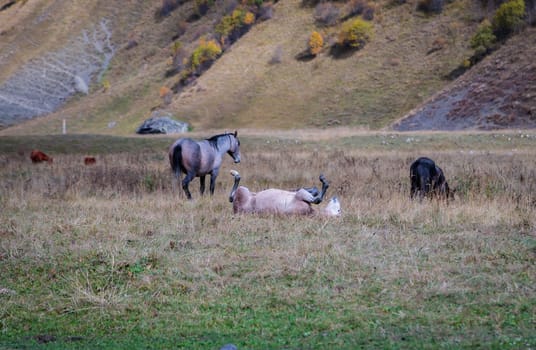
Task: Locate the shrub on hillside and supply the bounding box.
[337,17,374,49]
[309,31,324,55]
[470,19,496,55]
[190,38,222,74]
[416,0,444,14]
[216,7,256,47]
[314,3,341,26]
[171,41,182,57]
[244,11,256,25]
[216,12,238,43]
[446,20,498,79]
[165,41,187,77]
[101,78,111,92]
[174,1,274,88]
[174,38,222,89]
[492,0,526,38]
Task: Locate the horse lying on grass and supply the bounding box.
[228,170,341,216]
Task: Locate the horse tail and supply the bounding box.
[170,143,183,179]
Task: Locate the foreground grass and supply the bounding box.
[0,132,535,349]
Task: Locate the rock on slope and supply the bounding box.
[392,27,536,131]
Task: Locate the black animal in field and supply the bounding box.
[410,157,452,201]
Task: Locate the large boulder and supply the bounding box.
[136,111,189,134]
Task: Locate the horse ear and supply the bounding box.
[234,130,238,137]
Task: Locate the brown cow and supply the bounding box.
[84,157,96,165]
[30,150,53,163]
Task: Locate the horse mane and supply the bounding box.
[206,133,235,149]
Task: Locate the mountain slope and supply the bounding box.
[393,26,536,130]
[170,0,478,130]
[0,0,529,135]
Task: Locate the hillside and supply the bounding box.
[0,0,533,134]
[170,0,473,130]
[393,26,536,130]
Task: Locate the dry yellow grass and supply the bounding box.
[0,133,534,347]
[2,141,534,272]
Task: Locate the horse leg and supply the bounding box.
[303,186,320,197]
[419,175,428,201]
[200,175,206,195]
[209,168,220,195]
[182,172,196,200]
[229,170,241,203]
[311,175,329,204]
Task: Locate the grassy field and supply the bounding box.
[0,131,535,349]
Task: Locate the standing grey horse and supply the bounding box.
[169,131,241,199]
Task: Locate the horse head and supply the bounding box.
[322,197,342,217]
[228,130,241,163]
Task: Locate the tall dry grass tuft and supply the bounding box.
[63,260,130,312]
